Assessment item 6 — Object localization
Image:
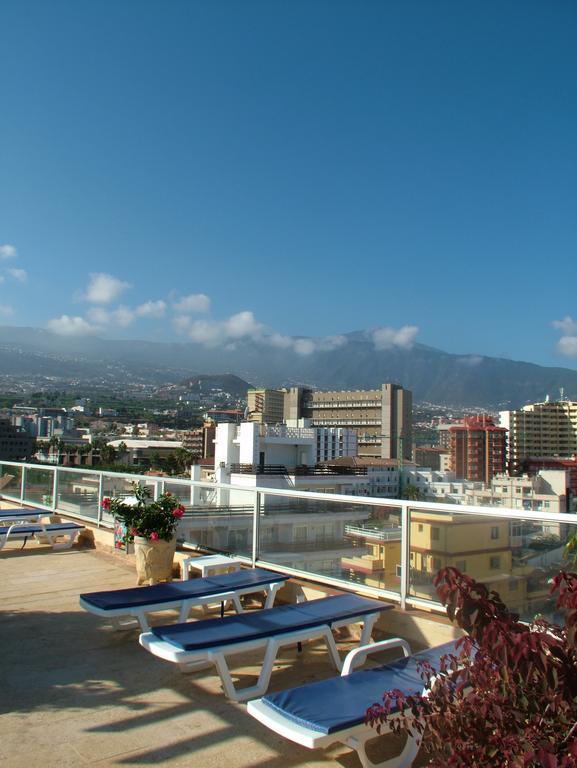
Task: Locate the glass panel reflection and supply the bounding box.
[408,507,577,622]
[177,484,255,559]
[258,494,402,594]
[56,469,100,520]
[0,463,22,500]
[23,467,54,506]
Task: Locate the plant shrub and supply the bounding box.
[366,567,577,767]
[102,482,185,544]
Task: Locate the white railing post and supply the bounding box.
[400,502,410,610]
[20,466,26,504]
[52,467,59,510]
[252,490,261,567]
[97,472,104,524]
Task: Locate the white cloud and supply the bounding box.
[263,332,347,356]
[372,325,419,350]
[0,244,17,259]
[173,316,191,333]
[224,310,263,339]
[185,310,263,346]
[293,338,316,356]
[187,319,227,346]
[552,316,577,358]
[456,355,483,367]
[112,306,134,327]
[316,335,347,352]
[83,273,130,304]
[557,336,577,358]
[266,333,294,349]
[47,315,100,336]
[552,316,577,336]
[87,306,135,327]
[7,267,27,282]
[174,293,210,314]
[0,304,14,317]
[136,299,166,318]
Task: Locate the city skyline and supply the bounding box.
[1,1,576,369]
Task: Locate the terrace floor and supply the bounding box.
[0,541,429,767]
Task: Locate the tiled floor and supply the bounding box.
[0,542,428,767]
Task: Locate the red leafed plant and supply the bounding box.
[366,567,577,767]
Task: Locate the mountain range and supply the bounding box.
[1,325,577,409]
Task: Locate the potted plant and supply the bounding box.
[102,483,185,585]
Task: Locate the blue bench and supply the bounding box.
[140,593,393,701]
[0,521,85,552]
[248,639,459,768]
[80,567,290,631]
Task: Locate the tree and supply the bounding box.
[402,483,422,501]
[366,567,577,767]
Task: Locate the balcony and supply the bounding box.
[2,458,575,766]
[229,463,368,476]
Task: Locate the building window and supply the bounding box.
[490,526,499,540]
[431,527,440,541]
[490,555,501,570]
[418,524,423,532]
[395,564,402,577]
[432,557,442,571]
[455,560,466,572]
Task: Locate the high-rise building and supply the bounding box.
[286,383,412,460]
[500,399,577,473]
[450,416,507,483]
[0,419,36,461]
[246,389,285,424]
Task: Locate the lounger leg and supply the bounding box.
[358,614,378,646]
[263,582,281,609]
[345,729,422,768]
[321,627,343,671]
[210,639,283,702]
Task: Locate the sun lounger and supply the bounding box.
[0,508,47,523]
[0,521,85,552]
[80,567,290,631]
[139,593,393,702]
[247,639,459,768]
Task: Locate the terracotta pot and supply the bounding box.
[133,536,177,585]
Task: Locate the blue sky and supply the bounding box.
[1,0,576,368]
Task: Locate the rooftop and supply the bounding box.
[1,541,432,768]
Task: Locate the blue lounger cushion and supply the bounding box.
[0,522,83,536]
[151,594,392,652]
[259,640,459,735]
[80,567,289,612]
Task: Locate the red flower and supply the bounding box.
[130,527,137,537]
[173,506,185,519]
[102,497,111,510]
[150,532,159,541]
[165,491,172,497]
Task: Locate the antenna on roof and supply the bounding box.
[560,387,565,402]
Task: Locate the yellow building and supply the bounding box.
[343,511,532,610]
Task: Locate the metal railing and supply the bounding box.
[1,458,576,620]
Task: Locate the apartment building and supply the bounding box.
[0,419,36,461]
[246,388,285,424]
[465,470,571,514]
[286,383,412,461]
[500,399,577,472]
[450,415,507,483]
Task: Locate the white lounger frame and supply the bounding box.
[139,608,382,703]
[81,577,287,632]
[0,509,45,523]
[247,637,424,768]
[0,522,84,552]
